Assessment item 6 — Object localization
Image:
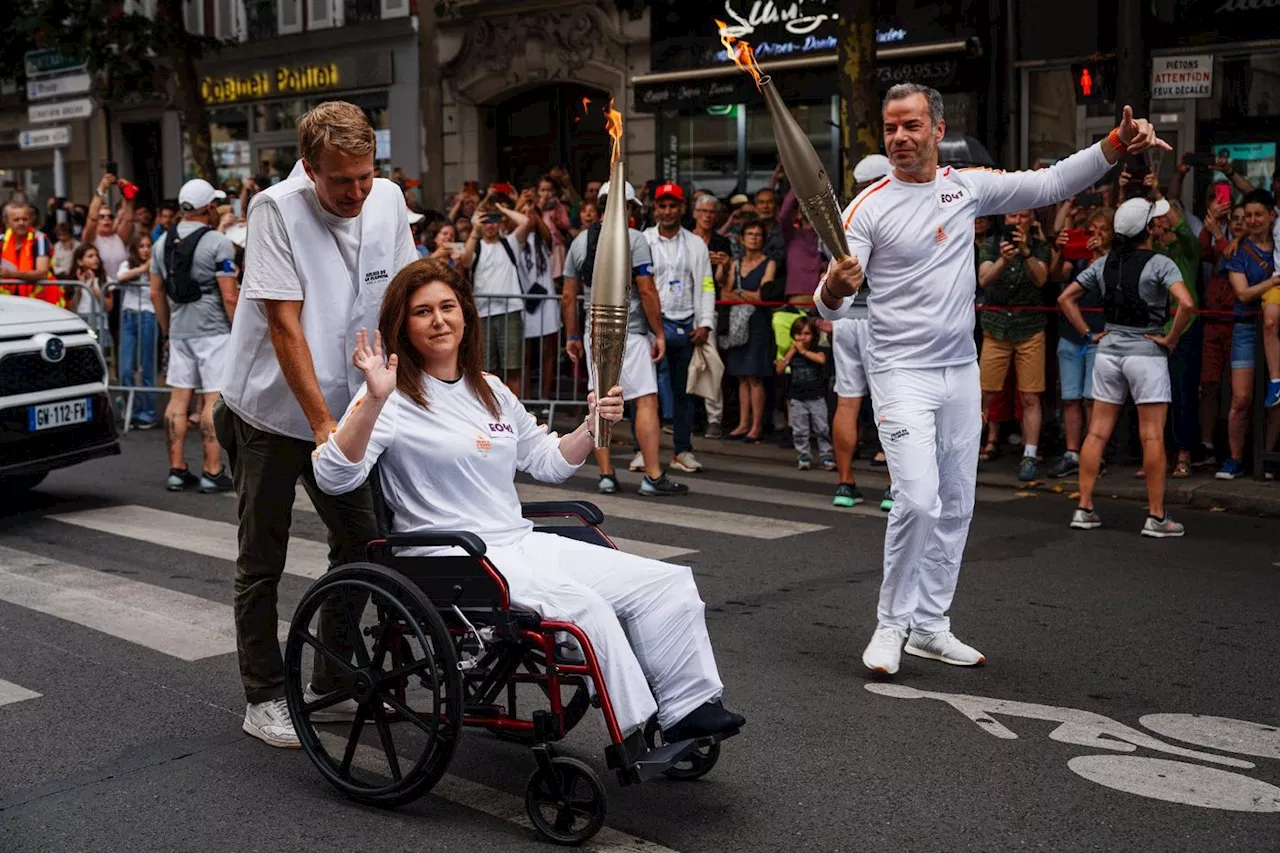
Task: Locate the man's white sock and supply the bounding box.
[1024,443,1037,459]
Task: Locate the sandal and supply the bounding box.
[979,443,999,462]
[1172,460,1191,478]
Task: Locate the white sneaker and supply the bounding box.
[905,630,985,666]
[862,625,907,675]
[243,697,300,748]
[304,682,361,723]
[628,451,646,472]
[1141,515,1186,538]
[671,451,703,473]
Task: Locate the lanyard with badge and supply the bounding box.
[657,233,687,304]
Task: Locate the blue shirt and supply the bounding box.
[1222,238,1274,323]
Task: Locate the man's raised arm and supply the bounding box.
[974,105,1170,217]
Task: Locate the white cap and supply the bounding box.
[853,154,892,183]
[1113,197,1171,238]
[178,178,227,210]
[407,210,425,224]
[598,180,638,204]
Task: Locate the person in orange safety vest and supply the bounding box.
[2,201,64,307]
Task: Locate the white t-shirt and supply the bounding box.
[313,373,578,552]
[471,234,524,318]
[94,233,127,283]
[815,142,1111,373]
[116,260,154,313]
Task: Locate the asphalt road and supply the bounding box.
[1,429,1277,853]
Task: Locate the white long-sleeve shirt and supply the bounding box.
[815,142,1112,373]
[313,373,579,551]
[643,226,716,328]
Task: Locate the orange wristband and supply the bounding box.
[1107,127,1126,153]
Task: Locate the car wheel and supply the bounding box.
[1,473,48,493]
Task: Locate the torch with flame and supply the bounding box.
[586,97,632,448]
[716,21,850,262]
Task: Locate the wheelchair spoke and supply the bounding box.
[368,607,396,670]
[341,591,372,668]
[376,691,441,739]
[338,706,368,779]
[374,656,436,688]
[302,687,355,716]
[371,702,401,782]
[296,629,358,679]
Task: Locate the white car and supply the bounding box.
[0,294,120,492]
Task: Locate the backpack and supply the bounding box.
[162,225,213,304]
[1101,248,1162,328]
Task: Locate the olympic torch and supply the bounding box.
[717,22,850,262]
[586,100,631,448]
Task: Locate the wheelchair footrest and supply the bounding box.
[633,736,717,783]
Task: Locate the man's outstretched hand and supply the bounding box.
[1116,105,1172,154]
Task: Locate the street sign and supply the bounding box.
[26,73,92,102]
[1151,55,1213,100]
[28,98,93,124]
[18,126,72,150]
[24,48,85,78]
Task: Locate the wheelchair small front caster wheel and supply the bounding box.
[643,717,721,781]
[524,756,606,845]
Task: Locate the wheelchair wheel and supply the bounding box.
[490,647,591,745]
[525,756,606,845]
[642,717,721,781]
[284,562,462,808]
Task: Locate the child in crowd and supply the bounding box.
[777,316,834,470]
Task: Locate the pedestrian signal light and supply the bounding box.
[1071,61,1114,104]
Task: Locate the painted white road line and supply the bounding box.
[257,486,699,562]
[50,505,330,580]
[568,467,885,518]
[0,545,287,660]
[516,484,826,539]
[0,678,41,707]
[318,732,680,852]
[610,453,1021,504]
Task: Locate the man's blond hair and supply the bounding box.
[297,101,375,166]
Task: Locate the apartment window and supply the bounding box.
[308,0,333,29]
[278,0,301,34]
[244,0,279,39]
[124,0,157,16]
[380,0,408,18]
[184,0,203,34]
[214,0,244,40]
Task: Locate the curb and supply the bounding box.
[554,415,1280,519]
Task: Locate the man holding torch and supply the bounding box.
[817,84,1169,675]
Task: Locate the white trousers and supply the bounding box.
[487,531,724,733]
[866,362,981,633]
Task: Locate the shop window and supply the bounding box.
[744,101,834,194]
[675,108,739,198]
[1025,68,1081,167]
[254,100,307,134]
[184,107,251,190]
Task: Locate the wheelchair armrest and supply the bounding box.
[380,531,487,557]
[521,500,605,526]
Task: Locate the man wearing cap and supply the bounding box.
[819,83,1169,676]
[214,101,418,748]
[1058,196,1194,537]
[563,180,689,496]
[150,178,239,494]
[643,182,716,474]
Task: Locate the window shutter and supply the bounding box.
[307,0,332,30]
[184,0,204,34]
[381,0,409,18]
[279,0,301,34]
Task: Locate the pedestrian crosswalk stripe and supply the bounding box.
[0,545,287,660]
[515,484,827,539]
[568,467,887,518]
[50,505,330,580]
[0,678,40,707]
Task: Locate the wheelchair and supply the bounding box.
[282,483,738,846]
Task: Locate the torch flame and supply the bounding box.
[604,97,623,164]
[581,97,591,114]
[715,19,764,87]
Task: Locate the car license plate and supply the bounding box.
[28,398,92,431]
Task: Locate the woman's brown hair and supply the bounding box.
[378,258,502,419]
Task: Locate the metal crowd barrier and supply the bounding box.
[103,281,166,431]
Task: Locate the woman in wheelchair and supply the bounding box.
[312,258,744,743]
